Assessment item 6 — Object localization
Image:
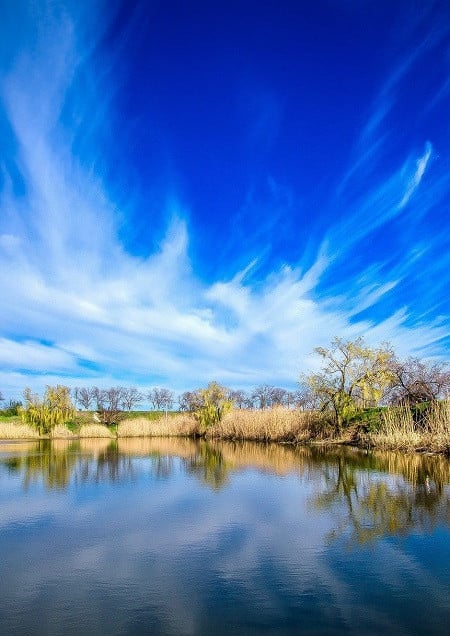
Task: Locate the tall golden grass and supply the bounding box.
[117,413,197,437]
[51,425,77,438]
[365,400,450,453]
[78,424,114,438]
[0,421,40,439]
[206,407,331,442]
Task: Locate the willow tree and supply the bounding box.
[21,385,75,435]
[302,337,394,431]
[193,382,233,434]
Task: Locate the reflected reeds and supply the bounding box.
[2,438,450,490]
[79,437,114,456]
[117,436,199,457]
[1,438,449,542]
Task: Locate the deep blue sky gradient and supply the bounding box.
[0,0,449,398]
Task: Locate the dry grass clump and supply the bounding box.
[206,407,329,442]
[371,406,423,451]
[78,424,114,438]
[0,421,40,439]
[367,401,450,453]
[424,400,450,453]
[50,425,77,438]
[117,413,197,437]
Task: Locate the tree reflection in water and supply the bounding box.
[309,447,450,543]
[183,441,229,489]
[0,439,449,542]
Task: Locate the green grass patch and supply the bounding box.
[347,407,385,433]
[0,415,21,424]
[119,410,178,421]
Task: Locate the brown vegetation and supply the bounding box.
[205,407,332,442]
[0,421,39,439]
[116,413,197,437]
[50,425,77,438]
[363,400,450,453]
[78,424,114,438]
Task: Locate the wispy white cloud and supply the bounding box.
[325,141,436,260]
[398,142,432,209]
[0,2,449,400]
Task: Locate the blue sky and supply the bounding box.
[1,0,450,400]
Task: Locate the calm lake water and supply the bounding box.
[0,438,449,635]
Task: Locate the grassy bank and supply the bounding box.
[361,400,450,454]
[1,403,449,454]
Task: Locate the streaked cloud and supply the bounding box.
[399,142,432,209]
[0,1,449,399]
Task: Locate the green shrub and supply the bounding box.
[1,400,22,417]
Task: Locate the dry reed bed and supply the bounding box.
[365,401,450,453]
[51,425,77,438]
[78,424,114,438]
[0,421,39,439]
[206,408,329,442]
[117,414,197,437]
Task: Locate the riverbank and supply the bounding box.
[1,403,449,454]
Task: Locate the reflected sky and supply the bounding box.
[0,440,449,635]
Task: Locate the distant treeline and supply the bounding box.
[2,336,450,433]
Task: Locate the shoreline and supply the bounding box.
[1,405,449,455]
[0,431,448,456]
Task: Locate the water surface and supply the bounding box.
[0,438,449,635]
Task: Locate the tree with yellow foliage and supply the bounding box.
[302,337,395,432]
[193,381,233,434]
[20,385,75,435]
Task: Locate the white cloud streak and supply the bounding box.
[0,2,449,400]
[399,142,432,209]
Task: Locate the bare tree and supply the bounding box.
[148,387,174,411]
[148,387,175,411]
[270,387,288,406]
[121,387,144,411]
[251,385,274,409]
[244,394,256,409]
[73,387,96,410]
[178,390,203,412]
[93,386,125,425]
[284,391,297,409]
[159,388,175,411]
[178,391,190,412]
[72,387,79,408]
[92,387,103,411]
[387,357,450,405]
[0,391,4,403]
[228,389,248,409]
[294,385,322,411]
